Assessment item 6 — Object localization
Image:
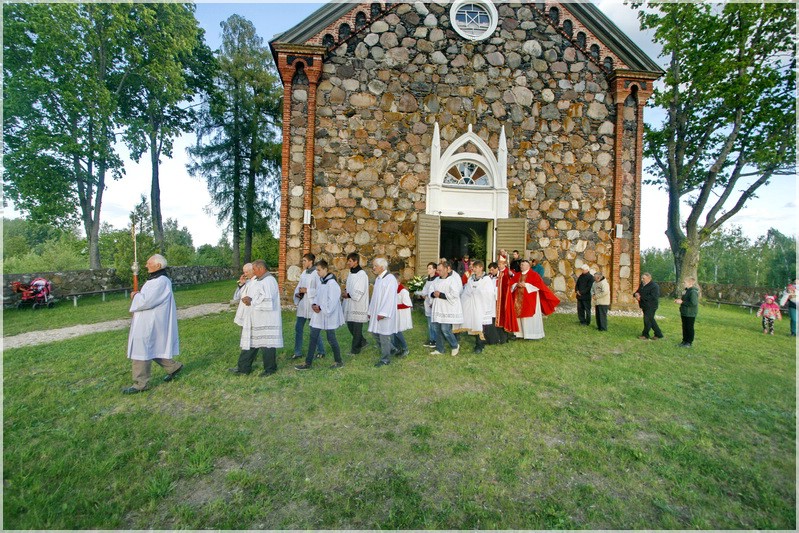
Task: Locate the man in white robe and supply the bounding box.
[430,260,463,356]
[233,263,254,326]
[367,257,398,367]
[124,254,182,394]
[342,252,370,355]
[458,261,495,353]
[291,253,325,359]
[295,259,346,370]
[229,260,283,376]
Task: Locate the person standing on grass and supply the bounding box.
[508,259,560,340]
[124,254,182,394]
[575,264,594,326]
[756,295,782,335]
[591,271,610,332]
[634,272,663,340]
[229,260,283,376]
[291,253,326,360]
[416,262,439,348]
[367,257,398,367]
[430,260,463,356]
[391,277,413,358]
[779,280,796,336]
[342,252,369,355]
[295,260,345,370]
[495,254,515,342]
[458,260,496,353]
[674,277,698,347]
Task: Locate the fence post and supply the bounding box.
[102,292,106,302]
[73,296,78,307]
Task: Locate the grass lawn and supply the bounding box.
[3,299,795,528]
[2,280,234,337]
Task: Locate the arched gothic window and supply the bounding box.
[338,23,351,40]
[322,34,335,49]
[549,7,559,25]
[371,3,382,18]
[590,44,600,60]
[604,57,614,71]
[576,32,586,49]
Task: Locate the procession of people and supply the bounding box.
[124,248,798,392]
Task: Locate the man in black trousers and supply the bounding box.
[575,264,594,326]
[634,272,663,340]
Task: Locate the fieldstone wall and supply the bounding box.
[283,1,645,302]
[659,282,790,306]
[3,266,236,305]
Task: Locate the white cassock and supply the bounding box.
[416,275,438,318]
[233,277,255,327]
[241,274,283,349]
[458,274,495,336]
[343,267,369,323]
[430,274,463,325]
[368,271,398,336]
[128,275,179,360]
[309,274,345,330]
[512,276,544,340]
[293,267,320,319]
[396,287,413,332]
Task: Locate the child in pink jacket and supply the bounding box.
[756,295,782,335]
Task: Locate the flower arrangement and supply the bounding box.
[406,275,427,293]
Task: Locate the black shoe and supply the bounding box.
[374,361,389,367]
[291,354,303,360]
[679,343,692,348]
[294,363,312,370]
[228,368,250,375]
[359,340,369,349]
[260,370,276,377]
[474,347,483,354]
[122,386,145,395]
[330,362,344,369]
[163,365,183,382]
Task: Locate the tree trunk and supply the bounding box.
[231,83,242,271]
[244,142,256,264]
[150,130,165,253]
[669,235,701,297]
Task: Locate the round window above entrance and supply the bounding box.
[444,161,491,187]
[450,0,498,42]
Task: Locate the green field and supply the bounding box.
[3,288,795,529]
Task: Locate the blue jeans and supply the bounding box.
[306,327,341,366]
[433,322,459,352]
[392,332,407,352]
[294,316,325,356]
[790,307,796,335]
[426,315,436,343]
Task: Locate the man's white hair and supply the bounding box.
[373,257,388,269]
[150,254,167,268]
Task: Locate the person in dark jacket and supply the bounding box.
[674,277,698,347]
[634,272,663,340]
[575,264,594,326]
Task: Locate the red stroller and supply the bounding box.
[11,278,55,309]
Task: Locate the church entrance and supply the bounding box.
[440,219,490,265]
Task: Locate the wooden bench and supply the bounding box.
[705,299,788,314]
[61,282,195,307]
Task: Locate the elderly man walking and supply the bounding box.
[367,257,398,367]
[342,252,370,355]
[229,260,283,375]
[123,254,182,394]
[634,272,663,340]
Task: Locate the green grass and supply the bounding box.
[3,301,795,528]
[2,280,234,336]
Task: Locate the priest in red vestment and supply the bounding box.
[508,259,560,339]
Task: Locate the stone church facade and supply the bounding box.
[270,1,661,305]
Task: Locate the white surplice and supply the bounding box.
[309,273,345,330]
[343,267,369,323]
[367,270,398,336]
[241,274,283,349]
[127,275,179,361]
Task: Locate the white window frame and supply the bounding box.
[450,0,498,42]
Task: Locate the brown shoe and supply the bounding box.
[638,336,650,340]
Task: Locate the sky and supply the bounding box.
[4,0,796,250]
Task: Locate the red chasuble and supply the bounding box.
[496,266,517,332]
[508,269,560,327]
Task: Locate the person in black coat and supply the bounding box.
[575,264,594,326]
[634,272,663,340]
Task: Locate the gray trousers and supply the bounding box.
[372,333,393,364]
[132,358,182,390]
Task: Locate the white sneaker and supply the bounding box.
[430,350,444,355]
[451,346,460,356]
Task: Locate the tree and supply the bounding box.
[121,3,215,253]
[640,247,675,283]
[4,3,140,268]
[188,15,282,269]
[636,2,796,288]
[753,229,796,288]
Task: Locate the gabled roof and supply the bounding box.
[270,1,662,75]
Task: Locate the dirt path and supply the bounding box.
[3,303,231,350]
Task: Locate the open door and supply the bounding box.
[416,213,440,276]
[495,218,527,259]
